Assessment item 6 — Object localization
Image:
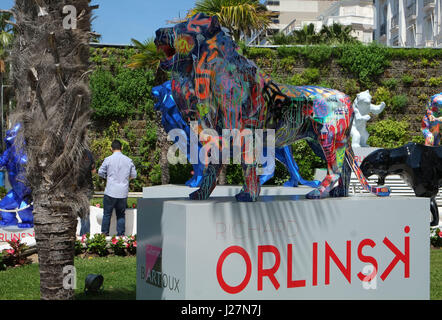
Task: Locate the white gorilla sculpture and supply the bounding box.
[351,90,385,148]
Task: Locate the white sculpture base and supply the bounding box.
[0,226,35,251]
[136,194,429,300]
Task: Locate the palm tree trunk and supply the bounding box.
[10,0,94,300]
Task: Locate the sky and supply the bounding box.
[1,0,198,44]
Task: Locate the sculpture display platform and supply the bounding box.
[136,193,429,300]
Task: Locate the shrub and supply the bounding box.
[292,140,326,180]
[110,236,127,256]
[3,239,29,267]
[287,68,321,86]
[431,228,442,248]
[411,134,426,144]
[338,43,390,87]
[302,67,321,84]
[85,233,109,257]
[126,235,137,255]
[373,86,392,106]
[381,78,398,90]
[367,119,411,148]
[428,76,442,87]
[390,94,408,112]
[0,251,6,271]
[343,79,360,96]
[401,74,414,86]
[301,45,333,67]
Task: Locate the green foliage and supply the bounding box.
[292,140,326,180]
[169,163,193,184]
[418,92,429,103]
[367,119,411,148]
[246,47,276,59]
[431,228,442,248]
[276,45,333,67]
[2,239,29,268]
[0,252,6,271]
[373,86,392,107]
[390,95,408,112]
[287,68,321,86]
[338,43,390,87]
[110,236,127,256]
[381,78,398,90]
[428,76,442,87]
[401,74,414,86]
[90,67,155,121]
[149,164,162,185]
[343,79,360,96]
[85,234,109,257]
[411,134,425,144]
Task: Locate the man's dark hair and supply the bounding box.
[111,139,122,151]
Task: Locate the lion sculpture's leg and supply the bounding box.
[306,122,347,199]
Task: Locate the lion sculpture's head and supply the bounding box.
[155,13,232,71]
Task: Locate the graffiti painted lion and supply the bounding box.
[154,13,390,201]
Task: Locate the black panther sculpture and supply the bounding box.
[360,142,442,226]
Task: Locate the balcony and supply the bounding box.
[406,3,416,22]
[391,15,399,32]
[424,0,436,12]
[380,22,386,36]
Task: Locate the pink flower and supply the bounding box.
[132,203,136,208]
[6,249,14,255]
[438,231,442,238]
[95,203,101,208]
[126,243,130,248]
[133,241,137,248]
[81,234,87,243]
[111,237,118,245]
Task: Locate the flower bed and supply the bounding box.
[431,228,442,248]
[76,233,137,257]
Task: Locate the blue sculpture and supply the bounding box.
[152,81,204,187]
[152,81,320,188]
[0,123,33,229]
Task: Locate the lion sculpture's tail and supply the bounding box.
[345,147,391,196]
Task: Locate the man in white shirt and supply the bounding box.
[98,140,137,236]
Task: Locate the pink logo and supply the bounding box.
[145,245,162,278]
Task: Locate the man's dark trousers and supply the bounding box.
[101,194,127,236]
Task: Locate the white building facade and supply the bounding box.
[375,0,442,47]
[319,0,375,43]
[265,0,338,35]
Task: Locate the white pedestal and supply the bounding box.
[76,207,137,237]
[0,227,36,251]
[136,194,429,300]
[143,185,314,198]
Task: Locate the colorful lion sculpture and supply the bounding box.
[152,80,320,188]
[154,13,389,201]
[422,93,442,146]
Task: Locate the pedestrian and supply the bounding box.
[98,139,137,236]
[79,149,96,236]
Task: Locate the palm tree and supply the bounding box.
[320,23,357,45]
[10,0,95,300]
[127,38,170,185]
[292,23,323,45]
[0,10,14,72]
[192,0,271,43]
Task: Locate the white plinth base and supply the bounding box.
[142,185,314,199]
[75,207,137,237]
[136,194,429,300]
[0,227,35,251]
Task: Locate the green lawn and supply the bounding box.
[0,256,136,300]
[0,250,441,300]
